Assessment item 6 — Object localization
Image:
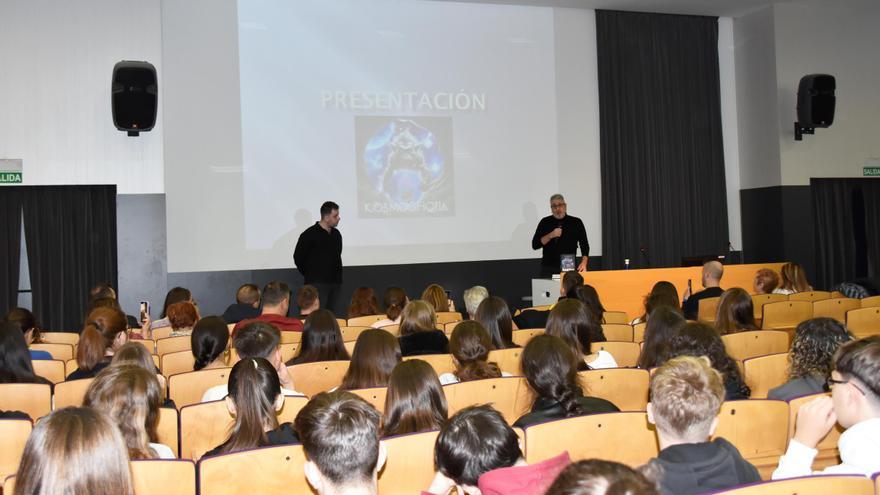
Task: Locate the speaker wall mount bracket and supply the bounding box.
[794,122,815,141]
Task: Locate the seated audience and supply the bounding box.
[439,321,506,385]
[222,283,261,324]
[546,459,659,495]
[714,288,758,335]
[234,281,304,333]
[572,284,607,326]
[0,320,53,387]
[297,284,321,317]
[546,299,614,370]
[202,321,301,401]
[67,307,129,380]
[339,328,401,390]
[664,322,751,400]
[371,286,408,328]
[773,262,813,295]
[682,261,724,320]
[192,315,231,371]
[14,407,134,495]
[753,268,780,295]
[462,285,489,320]
[89,282,142,329]
[768,318,851,400]
[426,405,571,495]
[203,358,298,458]
[83,365,175,459]
[348,286,381,319]
[382,359,448,437]
[643,356,760,494]
[168,300,199,337]
[111,342,167,396]
[3,307,50,360]
[475,296,517,349]
[637,306,686,370]
[513,334,618,428]
[287,309,350,365]
[151,286,193,330]
[561,271,584,299]
[632,281,680,324]
[772,336,880,478]
[422,283,457,313]
[398,300,449,356]
[294,391,386,495]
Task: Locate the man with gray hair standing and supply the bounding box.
[531,193,590,278]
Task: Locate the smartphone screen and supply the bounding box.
[139,301,150,322]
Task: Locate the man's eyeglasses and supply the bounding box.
[551,203,566,209]
[827,376,866,396]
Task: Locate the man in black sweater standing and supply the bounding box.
[532,194,590,278]
[294,201,343,314]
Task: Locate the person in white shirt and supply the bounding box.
[773,336,880,479]
[201,321,302,402]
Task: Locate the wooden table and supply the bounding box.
[580,262,786,320]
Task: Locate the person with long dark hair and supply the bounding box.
[664,322,751,400]
[714,288,758,335]
[632,281,680,325]
[439,321,504,385]
[191,316,230,371]
[546,299,615,369]
[371,287,408,328]
[68,307,128,380]
[339,329,401,390]
[0,321,53,387]
[382,360,448,437]
[637,306,686,369]
[513,334,618,428]
[151,286,193,330]
[474,296,517,349]
[2,307,50,360]
[572,285,607,327]
[347,287,382,319]
[287,309,350,365]
[768,318,851,400]
[203,358,298,458]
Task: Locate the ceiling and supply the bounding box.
[429,0,828,18]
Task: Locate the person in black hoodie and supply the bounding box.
[202,357,298,458]
[644,355,760,495]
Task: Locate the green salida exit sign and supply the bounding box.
[0,159,22,183]
[866,166,880,177]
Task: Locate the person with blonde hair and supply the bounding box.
[773,262,813,295]
[644,356,759,494]
[110,342,167,398]
[462,285,489,320]
[83,365,174,459]
[14,407,134,495]
[422,284,455,313]
[714,288,758,335]
[397,300,448,356]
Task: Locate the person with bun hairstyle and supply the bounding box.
[191,316,230,371]
[474,296,518,350]
[371,287,408,328]
[67,306,128,380]
[83,365,175,459]
[203,357,298,458]
[439,321,506,385]
[382,359,448,437]
[546,460,659,495]
[513,334,618,428]
[14,407,134,495]
[339,328,401,391]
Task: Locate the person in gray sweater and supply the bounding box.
[768,318,852,401]
[643,356,760,495]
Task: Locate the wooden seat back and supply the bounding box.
[751,293,789,320]
[346,315,386,327]
[197,445,313,495]
[0,383,51,420]
[632,322,647,343]
[161,350,196,377]
[743,352,789,398]
[287,360,350,398]
[579,368,649,411]
[603,311,628,324]
[340,326,371,342]
[761,301,812,330]
[402,354,456,376]
[788,291,831,302]
[156,336,192,357]
[712,399,789,477]
[590,341,640,367]
[846,307,880,339]
[860,295,880,308]
[512,329,543,347]
[32,359,65,384]
[709,475,873,495]
[168,368,232,408]
[600,324,633,342]
[0,419,32,481]
[812,298,861,323]
[377,430,440,495]
[348,387,388,413]
[488,347,523,376]
[29,343,74,361]
[698,297,721,323]
[54,378,95,409]
[721,330,789,362]
[444,376,531,424]
[39,332,80,346]
[132,459,197,495]
[152,326,173,340]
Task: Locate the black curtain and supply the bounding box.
[596,11,729,269]
[0,188,23,316]
[812,178,880,289]
[21,185,118,331]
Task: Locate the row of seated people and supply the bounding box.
[4,332,880,494]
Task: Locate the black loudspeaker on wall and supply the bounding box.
[112,61,157,137]
[794,74,835,141]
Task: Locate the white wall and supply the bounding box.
[0,0,164,194]
[773,0,880,185]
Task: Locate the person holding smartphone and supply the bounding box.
[681,261,725,320]
[532,194,590,278]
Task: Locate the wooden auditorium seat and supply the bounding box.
[812,297,860,323]
[378,324,400,336]
[340,326,371,342]
[787,392,843,470]
[229,344,298,366]
[861,295,880,308]
[488,347,523,376]
[720,331,789,362]
[524,412,658,467]
[578,368,649,411]
[0,419,31,482]
[377,430,440,495]
[129,338,157,354]
[152,326,173,340]
[161,350,196,377]
[156,336,191,357]
[132,459,197,495]
[39,332,80,346]
[346,315,386,327]
[287,360,350,398]
[28,342,73,361]
[348,386,388,413]
[168,368,232,408]
[197,445,313,495]
[697,297,721,324]
[709,475,872,495]
[600,323,634,342]
[633,322,647,343]
[742,352,789,399]
[0,383,51,420]
[512,328,543,347]
[443,376,531,424]
[402,354,456,376]
[788,290,831,302]
[444,320,464,334]
[761,301,812,331]
[711,399,789,478]
[31,359,65,384]
[845,307,880,339]
[279,331,303,344]
[751,293,788,320]
[590,341,640,367]
[54,378,95,410]
[603,311,629,324]
[435,312,463,324]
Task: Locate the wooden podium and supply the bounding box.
[580,263,786,319]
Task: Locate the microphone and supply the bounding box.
[639,246,651,268]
